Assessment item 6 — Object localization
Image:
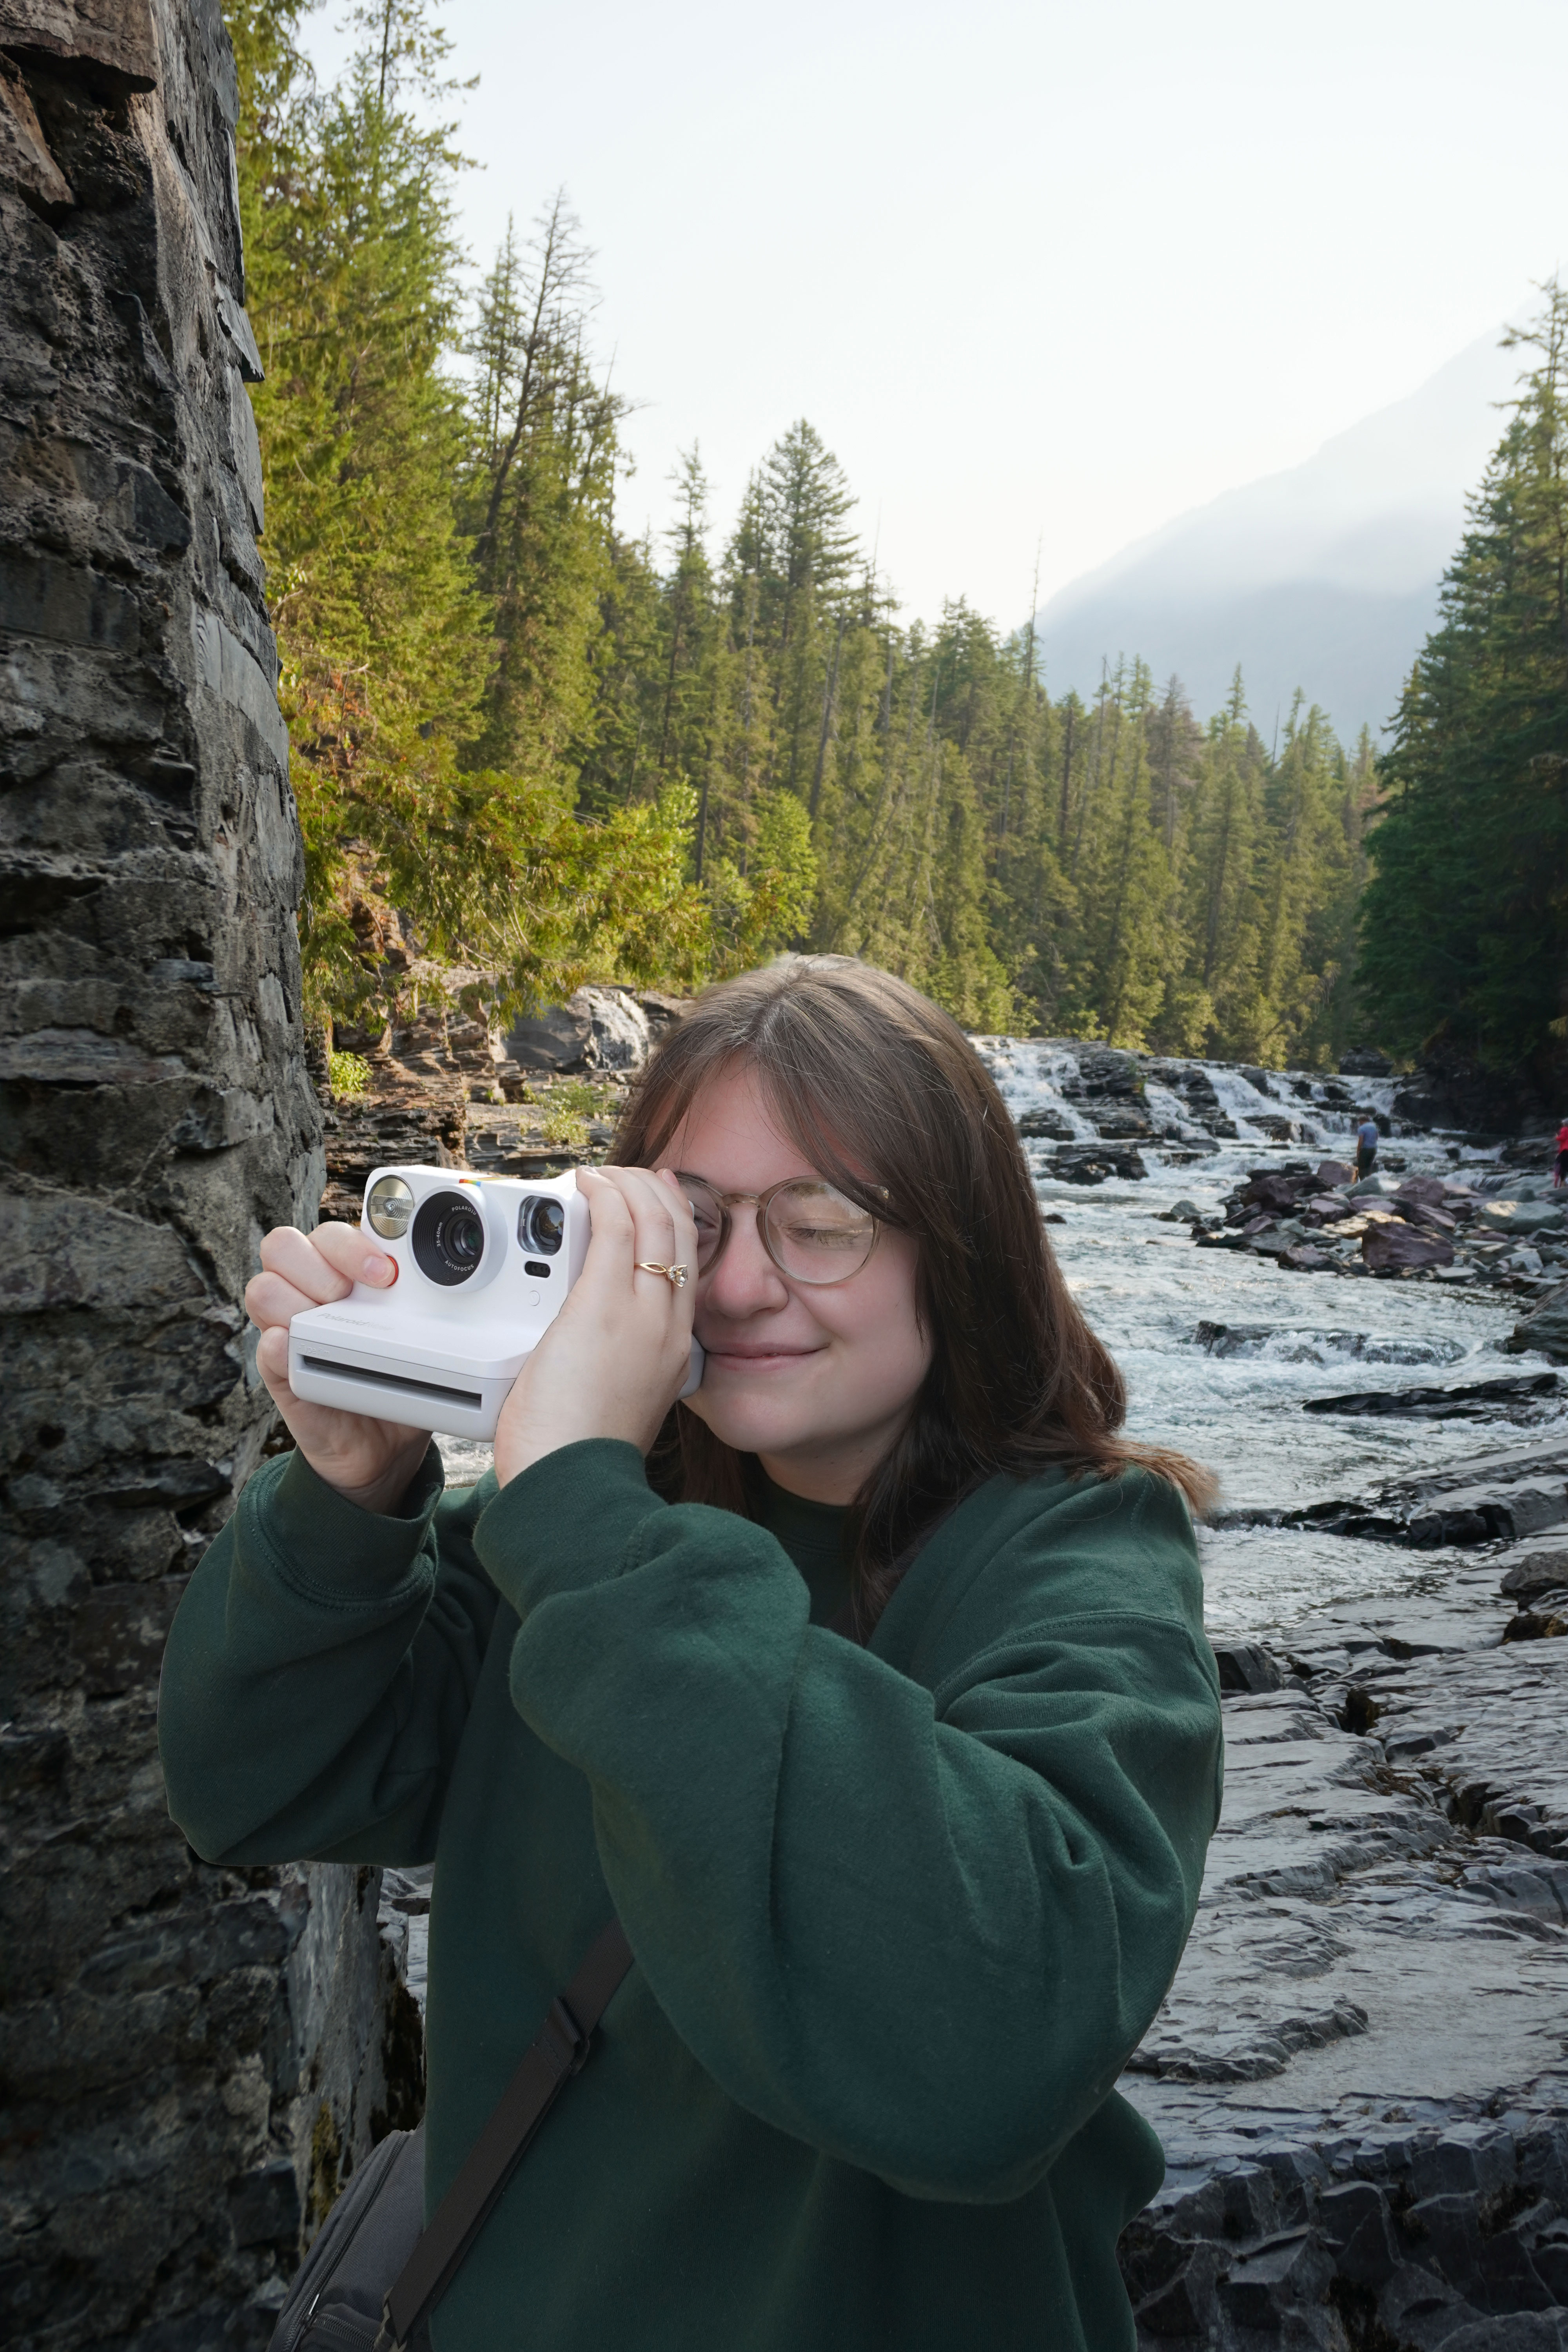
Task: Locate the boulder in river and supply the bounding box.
[1476,1197,1568,1234]
[1016,1107,1078,1139]
[1505,1279,1568,1360]
[1501,1548,1568,1599]
[1237,1171,1305,1214]
[1393,1173,1454,1207]
[1192,1323,1466,1365]
[1316,1158,1354,1189]
[1048,1143,1148,1184]
[1396,1198,1458,1236]
[1361,1219,1455,1271]
[1279,1243,1334,1270]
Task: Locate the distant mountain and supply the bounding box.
[1034,330,1522,743]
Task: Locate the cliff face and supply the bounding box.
[0,7,417,2345]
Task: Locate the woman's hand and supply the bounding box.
[493,1167,698,1487]
[245,1223,432,1514]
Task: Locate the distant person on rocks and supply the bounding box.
[1555,1118,1568,1187]
[159,956,1223,2352]
[1354,1116,1380,1180]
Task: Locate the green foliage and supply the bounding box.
[1359,283,1568,1072]
[327,1048,372,1095]
[232,0,1378,1057]
[231,0,710,1027]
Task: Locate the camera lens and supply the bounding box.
[412,1189,488,1286]
[365,1174,415,1240]
[517,1194,565,1256]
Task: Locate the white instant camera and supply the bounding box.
[287,1164,703,1441]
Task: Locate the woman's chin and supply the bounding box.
[686,1389,817,1460]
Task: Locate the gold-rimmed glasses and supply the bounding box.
[675,1172,882,1287]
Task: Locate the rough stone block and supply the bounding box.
[1317,2181,1399,2287]
[0,7,413,2341]
[1216,2228,1330,2328]
[1210,1639,1284,1693]
[228,2157,303,2250]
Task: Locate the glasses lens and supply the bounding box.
[764,1181,877,1284]
[682,1178,726,1269]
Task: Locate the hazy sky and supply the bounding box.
[303,0,1565,628]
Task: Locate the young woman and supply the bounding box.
[160,956,1222,2352]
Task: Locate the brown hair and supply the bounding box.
[611,955,1215,1630]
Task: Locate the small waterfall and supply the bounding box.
[970,1040,1100,1139]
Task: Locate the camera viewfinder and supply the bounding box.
[517,1195,566,1256]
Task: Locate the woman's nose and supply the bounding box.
[702,1206,791,1314]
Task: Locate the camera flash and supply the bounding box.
[366,1174,415,1240]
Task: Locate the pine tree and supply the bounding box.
[461,195,626,784]
[1178,672,1263,1054]
[1245,697,1351,1060]
[1360,282,1568,1071]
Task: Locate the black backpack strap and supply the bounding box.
[377,1916,634,2351]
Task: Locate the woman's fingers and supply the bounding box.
[245,1269,318,1334]
[259,1221,397,1295]
[576,1169,696,1325]
[654,1167,699,1265]
[593,1168,691,1292]
[311,1220,399,1287]
[577,1167,638,1278]
[248,1223,397,1333]
[493,1167,698,1485]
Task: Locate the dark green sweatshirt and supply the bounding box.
[159,1440,1222,2352]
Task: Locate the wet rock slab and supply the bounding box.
[1221,1436,1568,1549]
[1302,1374,1561,1421]
[1120,1555,1568,2345]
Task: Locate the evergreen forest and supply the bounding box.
[230,0,1565,1077]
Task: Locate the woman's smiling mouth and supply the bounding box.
[704,1342,824,1368]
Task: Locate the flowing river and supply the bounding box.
[974,1040,1561,1642]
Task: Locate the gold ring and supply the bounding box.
[636,1260,688,1289]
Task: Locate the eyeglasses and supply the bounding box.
[675,1171,882,1287]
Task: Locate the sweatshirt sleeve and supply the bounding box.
[158,1445,501,1868]
[477,1440,1223,2205]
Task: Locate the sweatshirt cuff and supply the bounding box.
[474,1439,661,1619]
[252,1441,446,1606]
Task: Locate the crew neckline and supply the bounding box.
[756,1471,853,1629]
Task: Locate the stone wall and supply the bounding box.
[0,6,417,2345]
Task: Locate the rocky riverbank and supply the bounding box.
[1120,1513,1568,2349]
